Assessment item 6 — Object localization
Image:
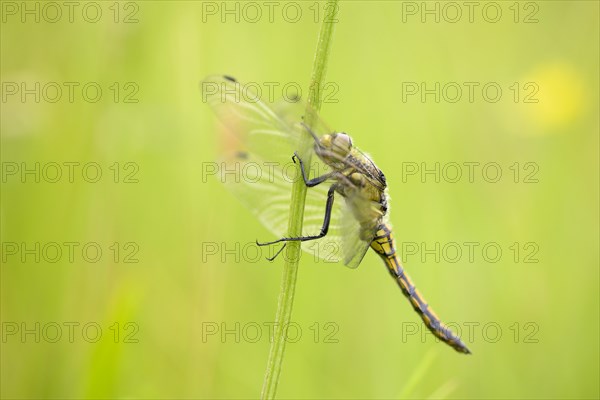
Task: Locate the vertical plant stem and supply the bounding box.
[260,1,339,399]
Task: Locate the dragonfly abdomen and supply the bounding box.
[370,223,471,354]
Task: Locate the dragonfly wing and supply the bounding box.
[340,217,373,269]
[201,76,300,163]
[220,149,347,265]
[336,188,381,269]
[203,75,351,265]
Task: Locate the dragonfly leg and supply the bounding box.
[299,121,320,144]
[256,185,336,246]
[292,151,333,187]
[265,243,287,262]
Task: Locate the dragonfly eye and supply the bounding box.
[316,134,332,152]
[332,133,352,155]
[316,133,352,165]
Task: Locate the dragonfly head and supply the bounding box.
[316,132,353,165]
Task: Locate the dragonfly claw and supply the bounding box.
[266,243,287,261]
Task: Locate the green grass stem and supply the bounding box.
[260,1,339,398]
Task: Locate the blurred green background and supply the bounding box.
[1,1,598,399]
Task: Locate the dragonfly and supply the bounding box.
[202,75,471,354]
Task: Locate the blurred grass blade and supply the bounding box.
[397,349,437,398]
[427,380,459,400]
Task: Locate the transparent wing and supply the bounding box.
[202,75,372,268]
[340,194,380,269]
[201,75,330,164]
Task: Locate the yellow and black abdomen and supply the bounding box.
[370,223,471,354]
